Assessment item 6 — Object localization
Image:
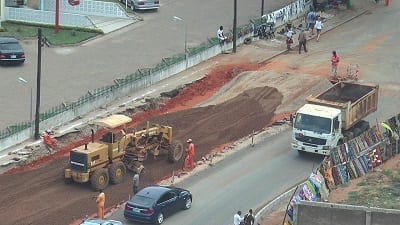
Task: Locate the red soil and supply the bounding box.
[0,62,283,225]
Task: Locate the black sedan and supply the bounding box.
[124,185,192,224]
[0,37,25,65]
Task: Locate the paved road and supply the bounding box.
[109,128,325,225]
[108,1,400,224]
[0,0,294,128]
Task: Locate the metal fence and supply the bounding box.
[43,0,129,18]
[6,7,94,28]
[0,0,311,144]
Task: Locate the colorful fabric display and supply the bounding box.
[316,171,329,201]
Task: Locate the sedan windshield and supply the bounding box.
[0,43,22,51]
[131,195,155,207]
[294,113,332,134]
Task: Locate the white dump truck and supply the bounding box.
[291,81,379,155]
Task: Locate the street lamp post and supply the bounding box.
[18,77,33,136]
[173,16,188,68]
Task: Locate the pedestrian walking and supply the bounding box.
[243,209,255,225]
[286,28,294,50]
[233,210,243,225]
[95,189,105,219]
[133,173,140,195]
[183,138,195,170]
[298,28,308,54]
[217,26,227,47]
[330,50,340,79]
[306,10,317,35]
[315,17,324,41]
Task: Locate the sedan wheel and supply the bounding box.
[184,198,192,209]
[156,212,164,224]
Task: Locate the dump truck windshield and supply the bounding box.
[294,113,332,134]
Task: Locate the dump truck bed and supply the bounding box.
[306,82,379,130]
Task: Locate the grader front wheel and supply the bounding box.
[167,141,183,163]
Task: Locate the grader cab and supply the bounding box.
[64,115,183,191]
[64,114,132,191]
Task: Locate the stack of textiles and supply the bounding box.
[286,171,329,225]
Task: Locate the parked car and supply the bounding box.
[80,218,123,225]
[0,37,25,65]
[119,0,160,11]
[124,185,192,224]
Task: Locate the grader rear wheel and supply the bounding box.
[109,162,126,184]
[90,168,109,191]
[167,141,183,163]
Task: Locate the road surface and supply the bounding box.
[108,1,400,224]
[109,128,324,225]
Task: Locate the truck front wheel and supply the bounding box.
[343,131,354,142]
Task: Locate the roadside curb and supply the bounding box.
[266,8,369,62]
[255,181,305,224]
[253,7,369,225]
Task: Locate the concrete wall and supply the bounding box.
[295,201,400,225]
[43,0,129,18]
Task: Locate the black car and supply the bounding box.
[124,185,192,224]
[0,37,25,65]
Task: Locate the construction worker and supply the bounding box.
[42,130,57,153]
[133,173,140,195]
[95,189,105,219]
[183,138,195,170]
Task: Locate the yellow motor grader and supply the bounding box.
[64,115,183,191]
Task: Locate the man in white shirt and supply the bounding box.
[233,210,243,225]
[217,26,227,46]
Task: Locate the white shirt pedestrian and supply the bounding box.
[315,20,323,30]
[217,26,227,44]
[315,18,324,41]
[233,211,243,225]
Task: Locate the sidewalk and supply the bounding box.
[0,1,370,171]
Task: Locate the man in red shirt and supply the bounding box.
[183,138,195,170]
[331,50,340,79]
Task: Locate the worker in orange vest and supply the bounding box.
[95,189,105,219]
[183,138,195,171]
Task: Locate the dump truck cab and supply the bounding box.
[291,82,378,156]
[291,104,342,155]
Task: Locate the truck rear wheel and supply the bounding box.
[358,121,370,131]
[167,141,183,163]
[90,169,109,191]
[353,128,362,137]
[109,162,126,184]
[344,131,354,141]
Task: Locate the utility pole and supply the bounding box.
[261,0,265,17]
[0,0,5,29]
[35,28,42,140]
[233,0,237,53]
[55,0,60,33]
